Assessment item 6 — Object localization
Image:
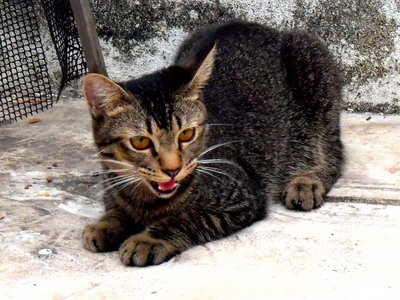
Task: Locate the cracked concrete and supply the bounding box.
[0,100,399,299]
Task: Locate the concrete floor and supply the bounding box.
[0,100,399,299]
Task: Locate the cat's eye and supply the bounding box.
[131,136,152,150]
[178,127,195,143]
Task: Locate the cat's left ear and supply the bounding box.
[83,73,129,119]
[180,43,217,101]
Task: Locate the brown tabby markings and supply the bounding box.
[81,21,343,267]
[282,176,325,210]
[119,232,177,267]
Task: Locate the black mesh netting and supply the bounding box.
[0,0,87,125]
[41,0,87,95]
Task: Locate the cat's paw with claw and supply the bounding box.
[282,176,325,211]
[119,232,178,267]
[82,222,125,252]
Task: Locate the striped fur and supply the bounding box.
[82,21,343,267]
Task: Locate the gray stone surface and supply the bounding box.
[0,100,399,299]
[330,112,400,204]
[1,202,399,299]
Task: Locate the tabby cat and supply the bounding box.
[82,21,343,267]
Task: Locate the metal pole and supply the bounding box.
[69,0,108,76]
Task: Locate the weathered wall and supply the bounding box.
[52,0,400,113]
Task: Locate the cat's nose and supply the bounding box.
[162,168,181,178]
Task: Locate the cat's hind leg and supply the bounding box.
[278,31,343,211]
[281,125,343,211]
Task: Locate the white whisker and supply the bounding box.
[100,176,141,195]
[197,166,239,183]
[88,148,108,160]
[130,180,145,195]
[95,176,124,187]
[199,140,243,158]
[95,173,136,187]
[198,158,242,169]
[94,168,131,175]
[114,176,142,193]
[92,159,133,168]
[196,168,224,183]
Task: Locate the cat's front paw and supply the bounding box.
[119,232,178,267]
[82,222,125,252]
[282,176,325,211]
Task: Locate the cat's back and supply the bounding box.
[174,22,342,192]
[174,21,340,128]
[175,22,291,125]
[175,21,282,68]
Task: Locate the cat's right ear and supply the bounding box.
[83,73,129,119]
[179,43,217,101]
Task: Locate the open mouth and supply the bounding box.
[149,178,178,195]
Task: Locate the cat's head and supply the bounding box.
[83,45,216,199]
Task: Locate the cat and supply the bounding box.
[82,21,343,267]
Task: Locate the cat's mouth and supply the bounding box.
[148,179,178,196]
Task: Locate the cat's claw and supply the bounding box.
[119,232,178,267]
[282,176,325,211]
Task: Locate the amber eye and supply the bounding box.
[178,127,195,143]
[131,136,152,150]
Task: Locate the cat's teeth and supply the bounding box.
[157,180,177,192]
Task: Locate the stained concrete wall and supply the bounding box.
[47,0,400,113]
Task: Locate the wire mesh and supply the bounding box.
[41,0,87,96]
[0,0,53,125]
[0,0,87,125]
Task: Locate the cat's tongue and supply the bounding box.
[158,179,177,191]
